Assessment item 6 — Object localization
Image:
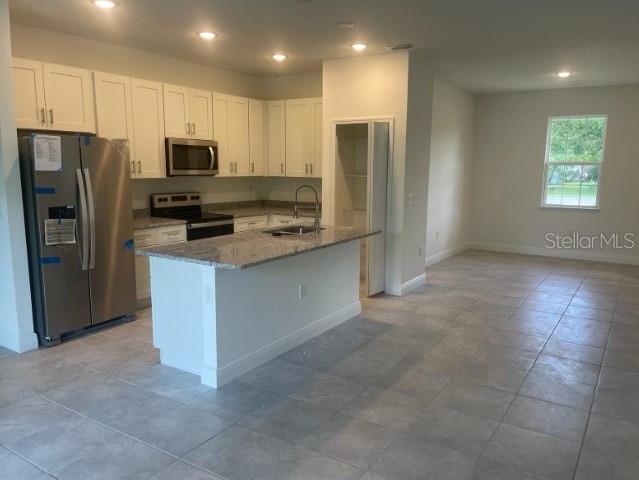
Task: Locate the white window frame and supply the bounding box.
[541,114,607,210]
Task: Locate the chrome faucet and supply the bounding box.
[294,184,321,228]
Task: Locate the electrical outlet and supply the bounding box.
[298,284,307,299]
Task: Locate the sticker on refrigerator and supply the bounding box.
[34,135,62,171]
[44,219,76,245]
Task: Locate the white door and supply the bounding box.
[163,83,189,138]
[248,99,264,176]
[189,88,213,140]
[131,78,165,178]
[213,93,232,176]
[12,58,46,129]
[267,100,286,176]
[42,63,95,133]
[93,72,135,174]
[310,99,323,178]
[230,96,250,176]
[367,121,390,295]
[285,99,312,177]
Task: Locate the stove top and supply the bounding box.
[150,192,233,224]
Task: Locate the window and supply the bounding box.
[542,115,607,208]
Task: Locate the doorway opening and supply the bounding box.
[334,120,391,296]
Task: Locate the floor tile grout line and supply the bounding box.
[472,263,584,479]
[27,391,234,480]
[570,283,617,480]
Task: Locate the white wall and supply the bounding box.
[0,3,37,352]
[403,52,435,284]
[11,23,262,97]
[322,53,409,294]
[471,85,639,263]
[426,78,475,264]
[260,72,322,100]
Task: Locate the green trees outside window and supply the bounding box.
[543,116,607,208]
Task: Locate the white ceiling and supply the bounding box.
[9,0,639,92]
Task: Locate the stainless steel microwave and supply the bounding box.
[165,138,218,176]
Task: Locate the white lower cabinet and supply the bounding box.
[234,215,268,232]
[134,224,186,304]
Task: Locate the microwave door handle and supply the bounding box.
[209,146,215,169]
[76,169,89,270]
[84,168,96,270]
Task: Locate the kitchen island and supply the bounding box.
[137,226,379,388]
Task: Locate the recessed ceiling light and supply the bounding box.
[351,43,367,52]
[272,53,287,62]
[197,32,217,40]
[93,0,116,8]
[557,71,571,78]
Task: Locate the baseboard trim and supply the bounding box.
[469,242,639,266]
[400,273,426,296]
[0,327,38,353]
[214,301,362,388]
[425,243,471,267]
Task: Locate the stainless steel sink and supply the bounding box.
[267,225,325,236]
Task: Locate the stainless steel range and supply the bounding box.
[150,192,234,241]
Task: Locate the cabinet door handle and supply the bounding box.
[49,109,54,125]
[310,163,313,175]
[280,163,284,174]
[191,123,196,136]
[130,161,135,174]
[186,122,191,135]
[137,161,142,174]
[305,163,308,175]
[251,162,254,173]
[40,108,46,125]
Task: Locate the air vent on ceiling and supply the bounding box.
[386,43,414,51]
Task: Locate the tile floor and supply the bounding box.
[1,250,639,479]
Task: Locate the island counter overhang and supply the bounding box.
[137,226,379,388]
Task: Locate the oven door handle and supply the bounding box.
[188,220,234,229]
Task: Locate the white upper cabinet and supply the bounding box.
[266,100,286,177]
[42,62,96,133]
[131,78,165,178]
[12,58,95,133]
[163,84,213,140]
[213,93,249,176]
[231,96,250,175]
[93,71,135,173]
[248,99,265,176]
[310,98,323,178]
[163,83,189,138]
[285,99,312,177]
[212,92,232,176]
[12,58,46,129]
[285,97,322,178]
[188,88,213,140]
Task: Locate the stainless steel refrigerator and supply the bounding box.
[19,134,136,346]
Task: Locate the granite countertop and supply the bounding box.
[133,203,320,230]
[204,205,319,219]
[133,217,187,230]
[137,226,379,270]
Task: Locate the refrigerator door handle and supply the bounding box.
[76,169,89,271]
[84,168,96,270]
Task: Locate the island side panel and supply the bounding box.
[149,257,216,379]
[214,240,361,386]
